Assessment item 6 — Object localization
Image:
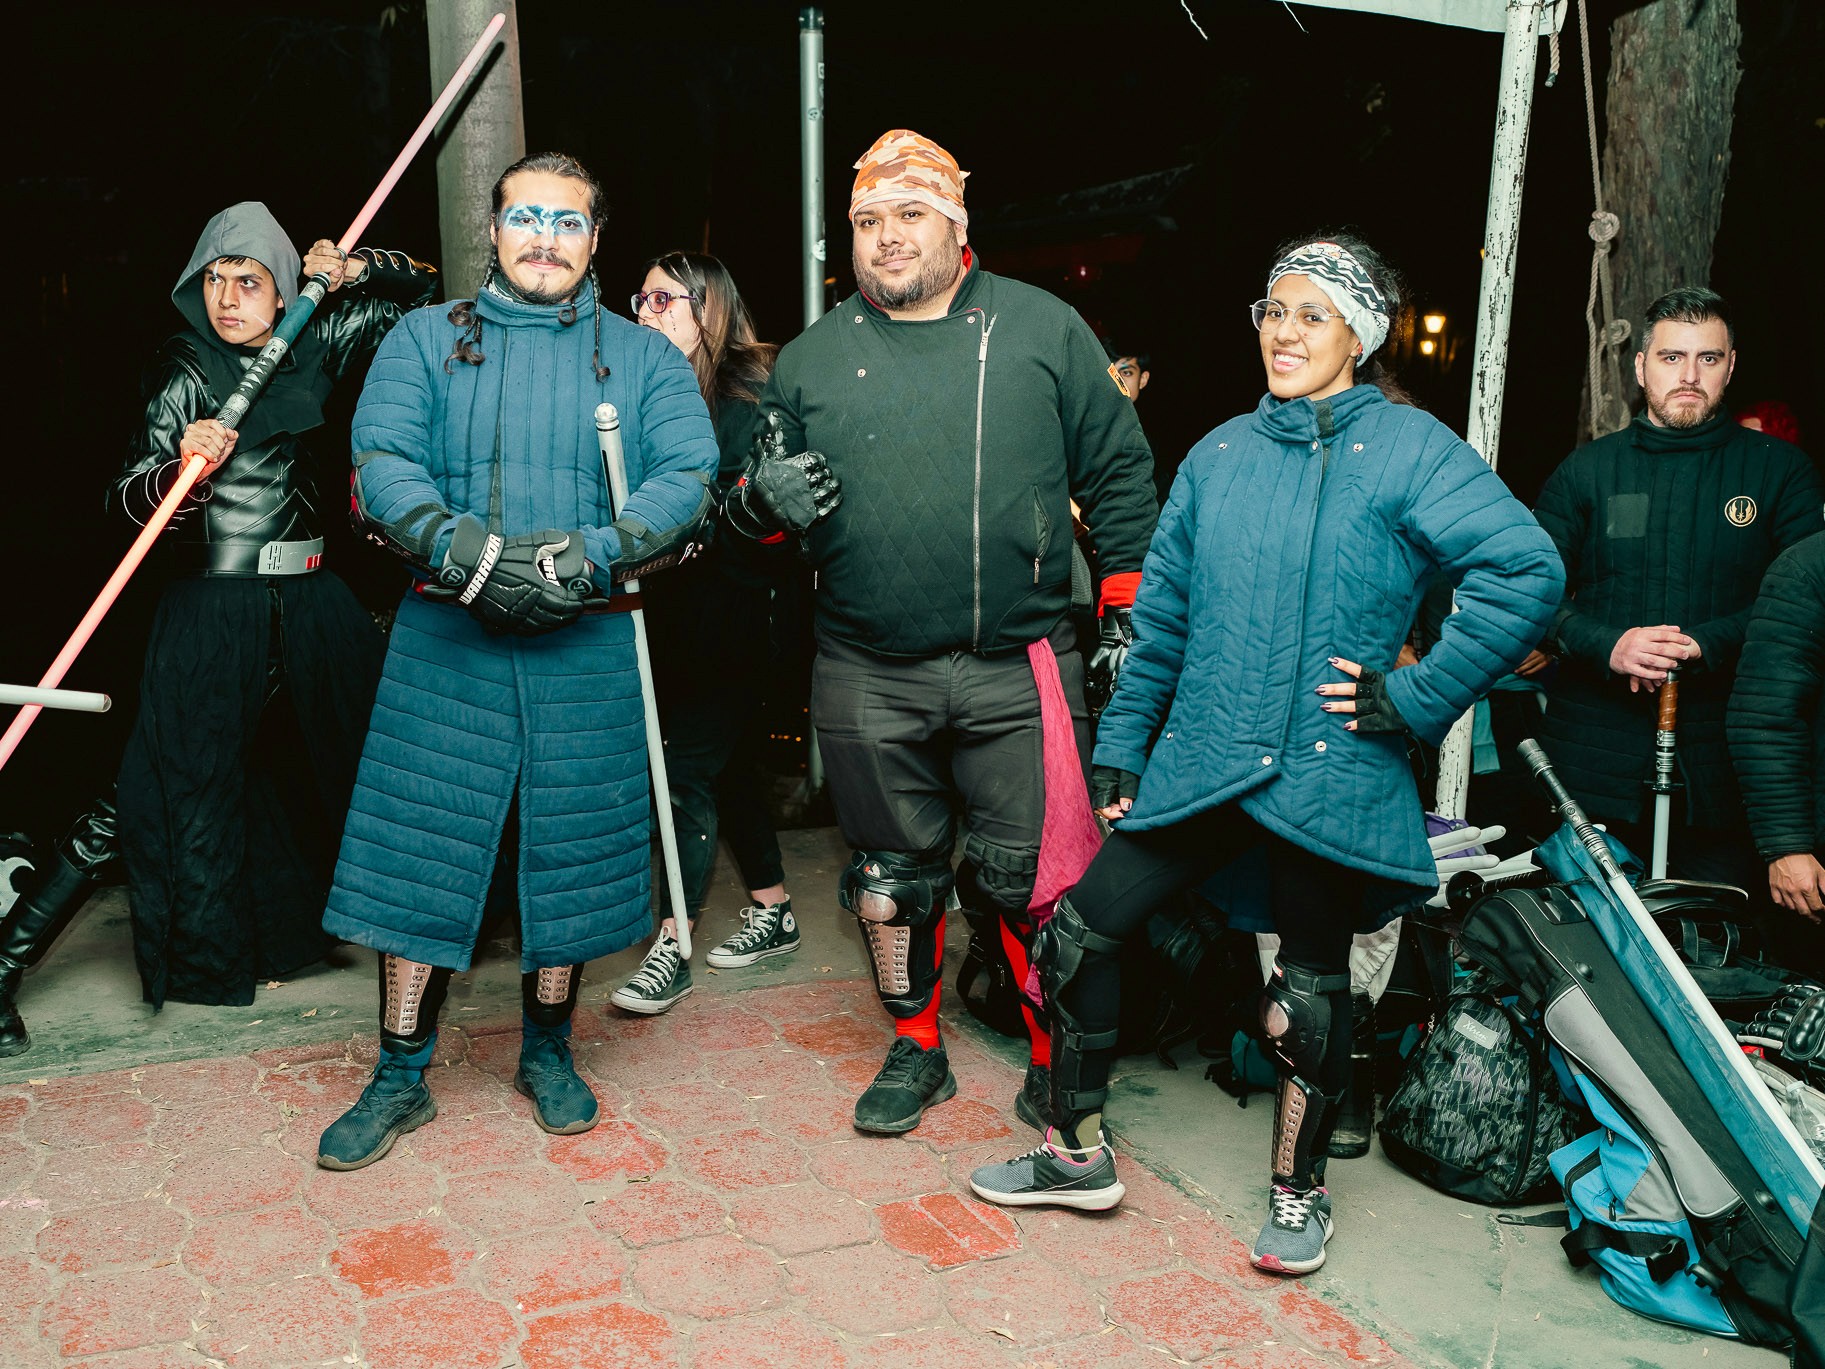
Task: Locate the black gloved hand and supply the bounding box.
[1739,983,1825,1082]
[1090,765,1140,814]
[1349,666,1411,734]
[425,516,590,636]
[725,412,841,541]
[1086,607,1134,718]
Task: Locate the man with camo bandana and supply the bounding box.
[733,128,1158,1137]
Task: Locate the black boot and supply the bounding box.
[0,800,118,1058]
[1327,992,1376,1159]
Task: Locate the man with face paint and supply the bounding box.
[314,152,720,1170]
[747,129,1158,1139]
[1534,286,1823,972]
[105,202,436,1014]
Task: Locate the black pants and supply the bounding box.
[119,574,382,1007]
[657,685,785,921]
[1063,804,1370,1112]
[810,631,1089,914]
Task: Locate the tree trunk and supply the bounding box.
[1581,0,1741,442]
[428,0,525,300]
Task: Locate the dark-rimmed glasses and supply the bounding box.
[1249,299,1347,335]
[631,289,698,318]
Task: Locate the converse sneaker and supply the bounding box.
[853,1036,956,1134]
[1250,1183,1334,1274]
[705,900,800,969]
[609,933,692,1015]
[969,1127,1125,1211]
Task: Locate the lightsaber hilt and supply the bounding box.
[1518,737,1625,882]
[1651,667,1680,795]
[595,403,692,961]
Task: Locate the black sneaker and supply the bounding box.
[705,900,800,969]
[1014,1063,1051,1131]
[969,1127,1124,1211]
[609,933,692,1015]
[853,1036,956,1134]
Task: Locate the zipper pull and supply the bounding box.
[1033,556,1040,584]
[979,332,990,363]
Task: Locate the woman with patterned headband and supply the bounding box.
[969,231,1564,1276]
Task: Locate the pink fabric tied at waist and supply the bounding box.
[1022,640,1103,1003]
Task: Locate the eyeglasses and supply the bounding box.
[631,289,698,317]
[1249,299,1347,335]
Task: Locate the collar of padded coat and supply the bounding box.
[476,274,598,329]
[1249,380,1385,446]
[1629,408,1737,453]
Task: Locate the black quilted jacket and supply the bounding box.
[761,254,1156,657]
[1729,532,1825,861]
[1532,414,1823,826]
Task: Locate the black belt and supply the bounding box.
[203,538,325,576]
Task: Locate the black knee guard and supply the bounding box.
[839,850,952,1018]
[1035,896,1124,1116]
[1260,958,1351,1188]
[959,835,1039,914]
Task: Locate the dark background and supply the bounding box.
[4,0,1820,836]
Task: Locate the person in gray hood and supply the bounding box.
[109,201,436,1009]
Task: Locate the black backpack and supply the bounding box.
[1379,965,1582,1204]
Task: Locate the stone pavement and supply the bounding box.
[3,976,1415,1369]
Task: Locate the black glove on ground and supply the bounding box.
[1086,607,1134,718]
[726,413,841,540]
[1091,765,1140,813]
[427,516,590,636]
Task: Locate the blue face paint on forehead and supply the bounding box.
[498,203,593,237]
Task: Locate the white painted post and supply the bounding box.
[1434,0,1549,820]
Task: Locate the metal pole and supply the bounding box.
[1434,0,1548,820]
[430,0,524,299]
[800,8,826,329]
[799,6,827,797]
[595,404,693,961]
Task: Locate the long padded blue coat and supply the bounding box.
[322,283,720,970]
[1093,383,1564,908]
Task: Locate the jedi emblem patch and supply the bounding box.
[1725,495,1758,528]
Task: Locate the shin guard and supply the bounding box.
[522,964,582,1030]
[380,955,451,1047]
[1260,959,1350,1188]
[1034,896,1124,1118]
[840,851,951,1018]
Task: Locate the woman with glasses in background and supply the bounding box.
[968,231,1563,1277]
[608,252,800,1014]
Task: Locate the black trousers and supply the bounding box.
[809,632,1089,913]
[1063,804,1370,1111]
[119,574,382,1007]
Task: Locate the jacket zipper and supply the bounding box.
[971,311,998,650]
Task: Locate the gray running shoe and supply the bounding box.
[609,933,692,1015]
[969,1127,1125,1211]
[706,900,800,969]
[1250,1184,1333,1274]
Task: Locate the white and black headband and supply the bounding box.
[1268,240,1391,358]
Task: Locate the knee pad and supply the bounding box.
[1259,958,1351,1187]
[840,850,951,1018]
[1035,895,1124,1114]
[960,834,1039,913]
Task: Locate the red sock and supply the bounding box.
[895,911,946,1049]
[999,916,1052,1067]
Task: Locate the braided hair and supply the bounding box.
[445,151,611,382]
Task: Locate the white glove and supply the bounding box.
[1426,823,1504,907]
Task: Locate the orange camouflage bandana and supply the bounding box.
[849,129,969,228]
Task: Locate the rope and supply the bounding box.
[1579,0,1631,438]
